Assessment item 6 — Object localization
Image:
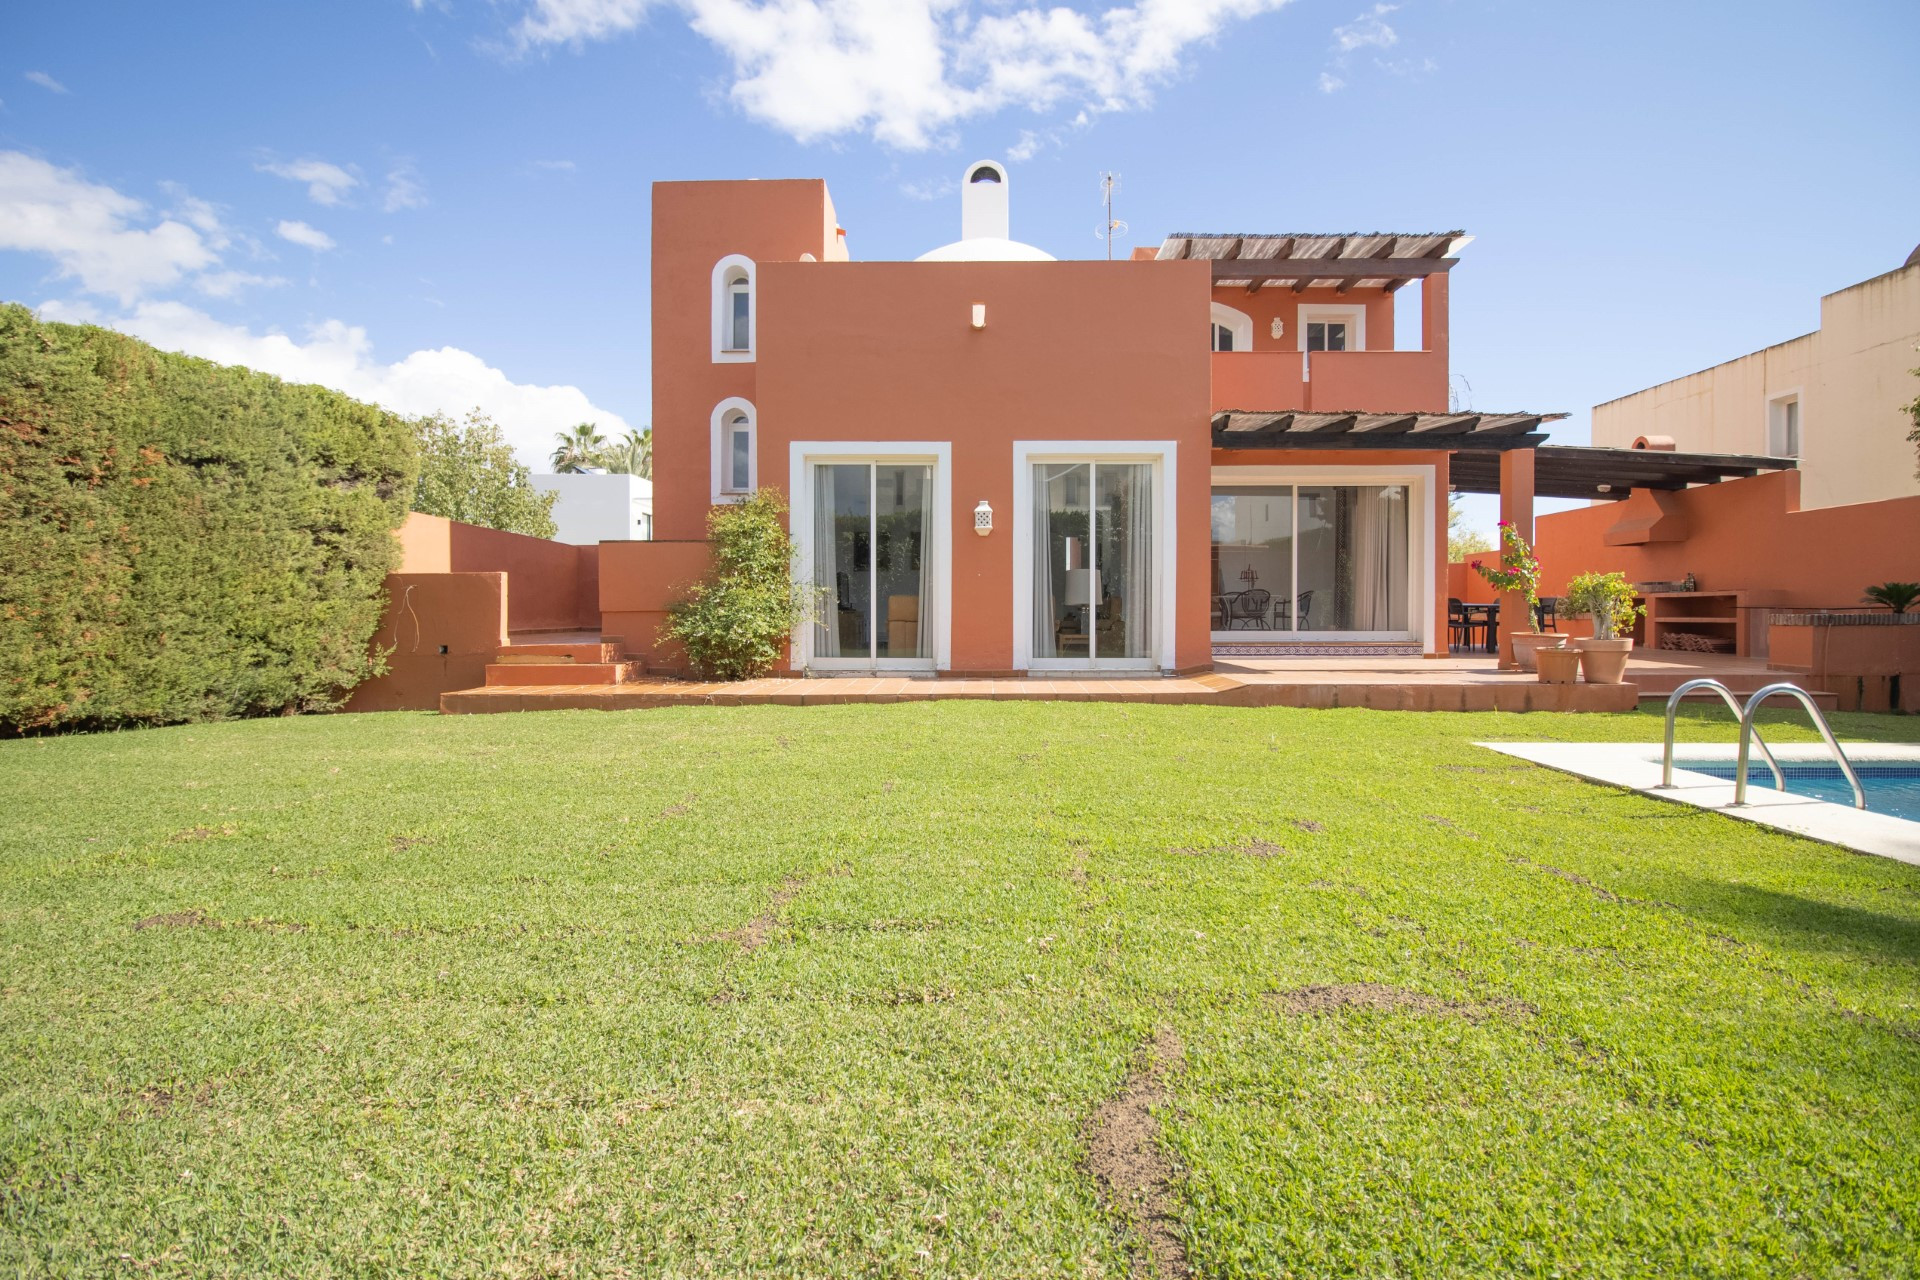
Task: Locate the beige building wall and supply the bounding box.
[1592,261,1920,510]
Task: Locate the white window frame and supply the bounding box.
[711,254,756,363]
[1209,301,1253,353]
[1208,463,1435,650]
[1013,440,1179,674]
[1767,388,1803,458]
[789,441,954,673]
[1296,303,1366,353]
[709,397,757,502]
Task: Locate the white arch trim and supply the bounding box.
[1210,301,1253,352]
[711,254,756,364]
[710,397,757,503]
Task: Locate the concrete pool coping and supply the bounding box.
[1480,741,1920,866]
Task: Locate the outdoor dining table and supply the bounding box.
[1461,601,1500,653]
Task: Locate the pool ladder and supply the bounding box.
[1660,679,1865,810]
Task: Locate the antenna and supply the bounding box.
[1095,171,1128,261]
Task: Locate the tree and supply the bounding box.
[412,410,558,539]
[551,422,607,473]
[597,426,652,478]
[1447,495,1495,562]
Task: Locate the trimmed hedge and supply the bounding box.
[0,304,418,732]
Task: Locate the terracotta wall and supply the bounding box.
[651,179,842,541]
[756,257,1215,673]
[395,512,598,633]
[342,572,508,712]
[598,540,714,675]
[1530,470,1920,607]
[1770,622,1920,713]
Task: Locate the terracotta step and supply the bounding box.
[484,661,643,687]
[494,642,625,664]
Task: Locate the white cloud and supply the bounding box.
[382,160,428,212]
[898,175,955,202]
[0,152,218,303]
[276,219,336,251]
[532,158,577,171]
[511,0,1297,149]
[37,299,635,468]
[24,71,69,94]
[1318,71,1344,93]
[1332,3,1397,53]
[257,157,360,206]
[194,270,289,299]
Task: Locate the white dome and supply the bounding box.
[915,236,1056,263]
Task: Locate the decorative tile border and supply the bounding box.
[1212,644,1424,657]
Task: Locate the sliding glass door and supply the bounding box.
[1212,484,1410,637]
[1032,461,1156,668]
[812,462,933,669]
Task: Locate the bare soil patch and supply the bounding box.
[1083,1027,1190,1279]
[660,793,698,818]
[1290,819,1325,834]
[714,875,806,952]
[1271,982,1534,1022]
[1173,838,1285,859]
[133,910,216,931]
[389,835,433,852]
[168,824,237,843]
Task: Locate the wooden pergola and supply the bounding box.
[1157,231,1468,294]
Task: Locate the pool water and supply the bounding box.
[1674,761,1920,823]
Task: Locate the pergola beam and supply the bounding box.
[1216,257,1457,281]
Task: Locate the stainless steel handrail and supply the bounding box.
[1735,683,1866,809]
[1661,678,1784,791]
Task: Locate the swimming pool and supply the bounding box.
[1671,761,1920,823]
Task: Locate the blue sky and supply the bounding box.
[4,0,1917,531]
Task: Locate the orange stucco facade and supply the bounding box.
[631,175,1484,675]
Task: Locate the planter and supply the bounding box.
[1510,632,1567,673]
[1536,647,1582,685]
[1577,637,1634,685]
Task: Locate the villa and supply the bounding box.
[347,164,1919,713]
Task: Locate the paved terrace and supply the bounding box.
[440,649,1817,715]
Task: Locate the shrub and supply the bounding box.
[661,490,817,680]
[1863,582,1919,615]
[0,304,417,732]
[1562,571,1643,640]
[411,409,557,538]
[1470,521,1543,626]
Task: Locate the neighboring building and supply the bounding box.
[643,160,1585,674]
[1591,255,1920,510]
[530,472,653,544]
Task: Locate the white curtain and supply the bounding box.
[1032,464,1060,658]
[1119,464,1154,659]
[914,467,932,657]
[1348,486,1405,631]
[812,467,840,657]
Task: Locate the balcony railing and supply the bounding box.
[1210,349,1447,414]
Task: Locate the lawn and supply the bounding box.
[2,703,1917,1278]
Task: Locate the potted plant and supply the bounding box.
[1470,521,1563,671]
[1562,571,1643,684]
[1536,645,1582,685]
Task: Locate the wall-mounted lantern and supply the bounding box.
[971,303,987,330]
[973,499,993,535]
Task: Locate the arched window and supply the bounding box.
[710,398,756,500]
[711,255,755,363]
[1209,301,1253,353]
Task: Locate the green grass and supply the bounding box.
[2,703,1918,1278]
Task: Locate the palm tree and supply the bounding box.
[597,427,652,478]
[1863,582,1920,615]
[550,423,607,473]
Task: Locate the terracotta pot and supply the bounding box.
[1510,632,1567,673]
[1577,637,1634,684]
[1536,647,1582,685]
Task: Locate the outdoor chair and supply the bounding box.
[1228,589,1272,630]
[1448,597,1487,650]
[1537,596,1559,631]
[1295,590,1314,629]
